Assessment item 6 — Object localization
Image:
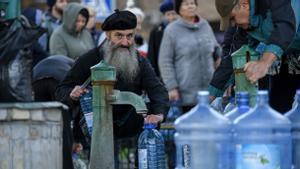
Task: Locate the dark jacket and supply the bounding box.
[148,22,168,77]
[55,46,169,122]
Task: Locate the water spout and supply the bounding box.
[108,90,148,114]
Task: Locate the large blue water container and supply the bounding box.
[285,90,300,169]
[225,92,250,121]
[234,90,292,169]
[174,91,232,169]
[138,123,166,169]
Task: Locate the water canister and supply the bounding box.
[166,100,182,122]
[234,90,292,169]
[231,45,260,107]
[138,123,166,169]
[285,90,300,169]
[79,87,93,136]
[160,101,182,141]
[225,92,250,121]
[174,91,232,169]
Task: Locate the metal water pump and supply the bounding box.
[231,45,260,107]
[89,60,148,169]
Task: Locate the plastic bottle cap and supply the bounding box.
[197,91,209,96]
[144,123,156,129]
[258,90,268,95]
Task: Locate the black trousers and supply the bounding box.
[269,64,300,114]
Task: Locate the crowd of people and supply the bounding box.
[1,0,299,168]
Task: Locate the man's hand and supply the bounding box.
[209,95,216,103]
[144,114,164,125]
[168,88,180,101]
[70,85,88,101]
[244,52,277,84]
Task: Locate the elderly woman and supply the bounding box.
[50,3,95,59]
[159,0,221,112]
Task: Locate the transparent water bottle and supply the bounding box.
[225,92,250,121]
[174,91,232,169]
[223,96,236,114]
[138,123,166,169]
[285,90,300,169]
[234,90,292,169]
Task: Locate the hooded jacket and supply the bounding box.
[49,3,95,59]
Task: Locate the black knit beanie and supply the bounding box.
[174,0,198,14]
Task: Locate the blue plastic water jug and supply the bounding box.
[285,90,300,169]
[166,101,182,122]
[138,123,166,169]
[225,92,250,121]
[234,90,292,169]
[79,88,93,136]
[174,91,232,169]
[160,101,182,141]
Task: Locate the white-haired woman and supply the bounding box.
[159,0,221,112]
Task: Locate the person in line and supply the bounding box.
[212,0,300,113]
[148,0,178,77]
[32,55,75,169]
[125,0,148,57]
[50,3,95,59]
[21,7,48,67]
[40,0,68,51]
[32,55,74,101]
[55,9,169,140]
[159,0,221,112]
[86,6,102,46]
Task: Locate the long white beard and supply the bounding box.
[103,40,140,83]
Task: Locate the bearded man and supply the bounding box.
[55,9,169,140]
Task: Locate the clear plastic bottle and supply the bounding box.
[225,92,250,121]
[138,123,166,169]
[210,97,225,113]
[285,90,300,169]
[174,91,232,169]
[234,90,292,169]
[223,96,237,114]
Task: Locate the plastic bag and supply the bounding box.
[0,18,46,102]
